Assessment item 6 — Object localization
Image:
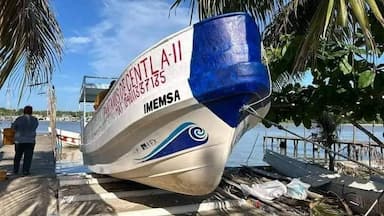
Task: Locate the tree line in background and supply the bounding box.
[0,107,81,118]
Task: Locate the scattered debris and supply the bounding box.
[221,167,348,215]
[286,179,310,200]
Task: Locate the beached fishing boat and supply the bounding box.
[264,150,384,215]
[79,12,271,195]
[263,149,334,187]
[49,127,81,147]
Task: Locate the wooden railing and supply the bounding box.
[262,135,384,168]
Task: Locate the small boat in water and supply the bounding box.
[79,12,271,195]
[49,127,81,147]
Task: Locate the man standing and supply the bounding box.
[12,105,39,176]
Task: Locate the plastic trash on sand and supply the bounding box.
[240,180,287,201]
[285,178,311,200]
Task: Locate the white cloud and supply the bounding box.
[67,36,92,44]
[85,0,194,77]
[65,36,92,53]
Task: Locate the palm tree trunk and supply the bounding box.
[328,151,335,171]
[326,137,335,171]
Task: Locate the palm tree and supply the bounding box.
[170,1,384,168]
[170,0,384,74]
[317,111,340,171]
[0,0,63,97]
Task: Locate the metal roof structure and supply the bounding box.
[79,76,117,103]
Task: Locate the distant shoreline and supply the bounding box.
[277,122,383,127]
[0,119,382,126]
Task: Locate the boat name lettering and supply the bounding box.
[103,40,182,118]
[144,90,181,114]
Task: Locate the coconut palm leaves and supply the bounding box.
[170,0,285,27]
[0,0,63,95]
[170,0,384,72]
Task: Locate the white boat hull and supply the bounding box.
[84,103,268,194]
[80,13,271,195]
[49,127,81,147]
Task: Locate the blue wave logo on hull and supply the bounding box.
[137,122,208,162]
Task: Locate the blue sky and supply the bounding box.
[0,0,194,111]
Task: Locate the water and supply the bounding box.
[2,120,382,167]
[0,120,81,134]
[227,123,384,166]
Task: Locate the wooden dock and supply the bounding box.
[263,135,384,168]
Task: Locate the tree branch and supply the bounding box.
[351,120,384,148]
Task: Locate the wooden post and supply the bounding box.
[312,143,315,163]
[368,123,374,171]
[381,146,383,164]
[303,128,307,160]
[317,143,320,162]
[347,143,351,159]
[333,142,336,161]
[324,141,328,165]
[263,136,266,154]
[360,146,363,161]
[304,141,307,160]
[294,140,298,158]
[279,139,287,156]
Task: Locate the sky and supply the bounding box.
[0,0,194,111]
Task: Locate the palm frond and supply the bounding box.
[170,0,384,87]
[323,0,335,37]
[170,0,293,28]
[337,0,348,26]
[350,0,375,50]
[263,0,317,46]
[0,0,63,96]
[293,1,329,72]
[367,0,384,27]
